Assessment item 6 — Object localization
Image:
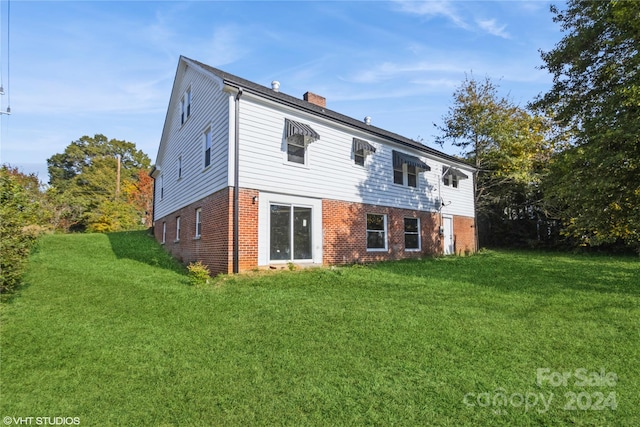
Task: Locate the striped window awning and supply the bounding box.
[393,150,430,171]
[443,166,469,180]
[285,119,320,144]
[352,138,376,154]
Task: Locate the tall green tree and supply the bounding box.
[533,0,640,251]
[435,75,555,246]
[47,134,152,232]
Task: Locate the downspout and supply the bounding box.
[439,166,448,253]
[473,169,479,252]
[149,166,157,235]
[233,88,243,274]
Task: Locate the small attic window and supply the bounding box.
[181,87,192,125]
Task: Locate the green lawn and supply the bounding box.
[1,231,638,426]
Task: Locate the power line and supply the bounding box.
[0,0,10,115]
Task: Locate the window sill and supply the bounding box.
[366,248,388,252]
[283,160,309,170]
[173,239,180,244]
[193,236,201,240]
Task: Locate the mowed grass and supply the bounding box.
[1,231,639,426]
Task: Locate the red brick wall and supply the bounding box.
[237,188,259,271]
[155,189,477,275]
[154,187,261,275]
[154,187,232,276]
[322,199,441,265]
[453,215,476,255]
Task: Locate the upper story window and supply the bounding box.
[181,87,192,125]
[352,138,376,166]
[204,129,212,168]
[443,167,469,189]
[366,213,387,251]
[392,150,430,188]
[287,135,306,164]
[443,174,458,188]
[159,174,164,199]
[284,119,320,166]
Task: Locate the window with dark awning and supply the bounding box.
[443,167,469,180]
[285,118,320,145]
[352,138,376,154]
[392,150,430,171]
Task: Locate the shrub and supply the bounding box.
[0,166,49,293]
[187,261,211,286]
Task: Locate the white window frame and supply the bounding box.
[161,222,166,244]
[181,87,191,125]
[366,213,388,252]
[404,217,421,251]
[204,128,212,169]
[175,216,181,242]
[443,173,459,188]
[195,208,202,239]
[354,147,366,166]
[257,192,323,266]
[394,163,418,188]
[285,134,308,166]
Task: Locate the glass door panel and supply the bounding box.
[270,204,291,260]
[293,207,312,260]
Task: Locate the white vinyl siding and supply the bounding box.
[154,64,230,220]
[237,96,475,217]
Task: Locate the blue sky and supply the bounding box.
[0,0,563,182]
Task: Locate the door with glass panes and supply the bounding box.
[269,204,313,261]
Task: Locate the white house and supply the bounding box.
[152,56,476,275]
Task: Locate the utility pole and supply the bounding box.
[115,154,121,200]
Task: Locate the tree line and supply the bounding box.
[435,0,639,253]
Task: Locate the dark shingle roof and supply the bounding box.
[184,56,472,168]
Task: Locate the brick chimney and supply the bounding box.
[303,91,326,108]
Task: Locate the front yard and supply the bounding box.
[1,231,638,426]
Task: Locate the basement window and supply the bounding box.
[366,213,387,251]
[404,217,420,251]
[195,208,202,239]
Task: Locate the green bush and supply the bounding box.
[0,166,49,293]
[187,261,211,286]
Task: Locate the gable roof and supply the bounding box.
[182,56,473,170]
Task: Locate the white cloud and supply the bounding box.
[392,0,469,29]
[346,61,464,84]
[476,18,511,39]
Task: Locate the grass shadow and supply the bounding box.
[107,230,187,274]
